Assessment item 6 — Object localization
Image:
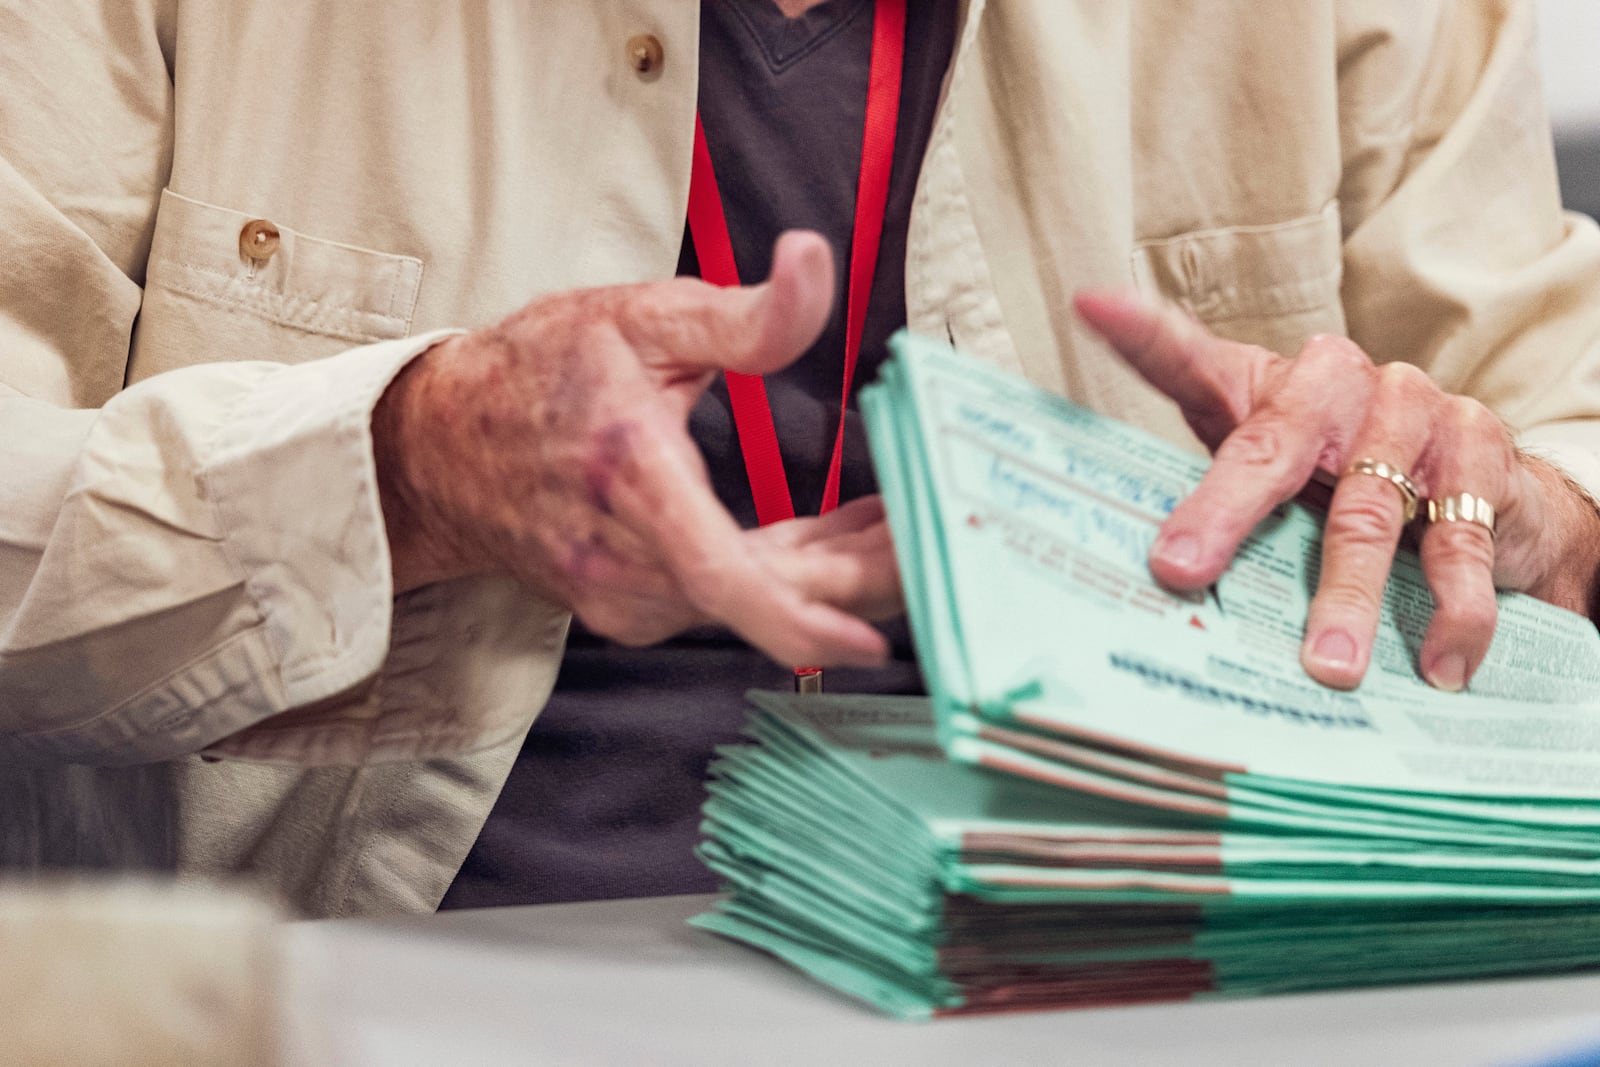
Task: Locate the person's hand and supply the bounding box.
[371,231,898,668]
[1074,290,1600,692]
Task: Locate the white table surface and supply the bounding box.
[284,893,1600,1066]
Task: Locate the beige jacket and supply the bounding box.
[3,0,1599,915]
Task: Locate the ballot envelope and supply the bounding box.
[693,332,1600,1018]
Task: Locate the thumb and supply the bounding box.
[732,229,836,375]
[638,230,835,419]
[656,229,835,379]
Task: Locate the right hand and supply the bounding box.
[371,231,897,668]
[1074,289,1600,693]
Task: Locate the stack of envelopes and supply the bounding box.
[692,332,1600,1018]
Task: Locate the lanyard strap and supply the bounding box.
[686,0,906,527]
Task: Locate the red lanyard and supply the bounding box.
[686,0,906,527]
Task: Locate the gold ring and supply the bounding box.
[1426,492,1497,539]
[1344,458,1420,522]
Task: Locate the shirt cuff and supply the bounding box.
[198,330,570,765]
[2,328,569,765]
[204,329,459,713]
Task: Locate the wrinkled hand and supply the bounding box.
[1075,290,1600,692]
[372,231,898,668]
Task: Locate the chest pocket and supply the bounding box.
[130,189,423,384]
[1131,201,1346,357]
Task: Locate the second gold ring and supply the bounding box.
[1344,458,1420,522]
[1426,492,1497,539]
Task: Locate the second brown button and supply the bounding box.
[626,34,664,77]
[239,219,280,263]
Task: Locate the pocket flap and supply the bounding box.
[146,189,423,344]
[1132,202,1342,324]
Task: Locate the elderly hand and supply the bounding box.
[371,231,898,669]
[1074,290,1600,692]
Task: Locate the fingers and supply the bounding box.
[514,242,880,665]
[758,518,904,622]
[1149,335,1375,591]
[1412,404,1509,691]
[1300,370,1509,692]
[744,230,837,372]
[1415,518,1497,692]
[572,500,903,638]
[590,414,889,667]
[607,232,888,660]
[626,230,837,399]
[729,497,902,623]
[1074,291,1371,593]
[1077,290,1498,693]
[750,495,887,550]
[1073,289,1264,449]
[1299,364,1437,688]
[1075,290,1554,696]
[438,254,889,665]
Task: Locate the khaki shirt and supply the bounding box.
[3,0,1599,915]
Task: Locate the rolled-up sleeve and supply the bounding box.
[0,0,565,766]
[4,333,455,763]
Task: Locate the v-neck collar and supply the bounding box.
[725,0,873,75]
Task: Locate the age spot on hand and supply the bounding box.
[562,530,608,582]
[584,421,639,515]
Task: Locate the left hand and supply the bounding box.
[374,231,900,669]
[1074,290,1600,692]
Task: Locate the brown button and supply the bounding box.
[238,219,280,263]
[626,34,664,77]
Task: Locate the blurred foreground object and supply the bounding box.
[0,880,303,1065]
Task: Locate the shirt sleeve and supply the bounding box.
[1336,0,1600,500]
[0,1,565,765]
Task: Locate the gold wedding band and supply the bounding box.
[1344,458,1420,522]
[1426,492,1497,539]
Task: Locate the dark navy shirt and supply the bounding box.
[441,0,958,909]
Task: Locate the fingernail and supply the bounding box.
[1153,533,1199,568]
[1426,653,1468,693]
[1307,629,1357,668]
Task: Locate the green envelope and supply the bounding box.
[862,332,1600,799]
[694,333,1600,1018]
[695,694,1600,1017]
